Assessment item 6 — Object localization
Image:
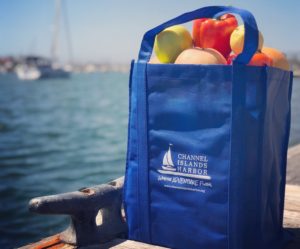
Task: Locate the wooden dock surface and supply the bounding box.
[286,144,300,185]
[21,145,300,249]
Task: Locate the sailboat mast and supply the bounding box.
[62,0,73,64]
[51,0,61,63]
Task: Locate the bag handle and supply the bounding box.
[137,6,259,64]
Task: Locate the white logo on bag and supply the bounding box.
[158,144,211,180]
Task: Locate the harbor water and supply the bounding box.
[0,73,299,248]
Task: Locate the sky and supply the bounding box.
[0,0,300,63]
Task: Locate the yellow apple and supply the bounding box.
[230,25,264,55]
[154,25,193,63]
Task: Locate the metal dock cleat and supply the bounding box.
[24,177,127,248]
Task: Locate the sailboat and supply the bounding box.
[161,145,176,171]
[16,0,70,80]
[15,56,69,80]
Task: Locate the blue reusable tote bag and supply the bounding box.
[124,6,293,249]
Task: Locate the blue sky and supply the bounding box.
[0,0,299,63]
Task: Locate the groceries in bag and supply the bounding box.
[151,15,290,70]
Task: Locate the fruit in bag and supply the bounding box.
[230,24,264,55]
[154,25,193,63]
[192,14,238,58]
[261,47,290,70]
[175,48,227,65]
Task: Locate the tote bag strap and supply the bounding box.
[137,6,259,65]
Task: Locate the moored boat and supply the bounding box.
[15,56,69,80]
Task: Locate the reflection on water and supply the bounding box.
[0,73,299,248]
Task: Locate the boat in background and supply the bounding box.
[15,56,70,80]
[15,0,71,80]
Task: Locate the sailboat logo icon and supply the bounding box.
[161,144,176,172]
[157,144,212,180]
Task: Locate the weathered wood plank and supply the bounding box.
[286,144,300,185]
[284,210,300,228]
[283,184,300,249]
[19,235,66,249]
[284,185,300,213]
